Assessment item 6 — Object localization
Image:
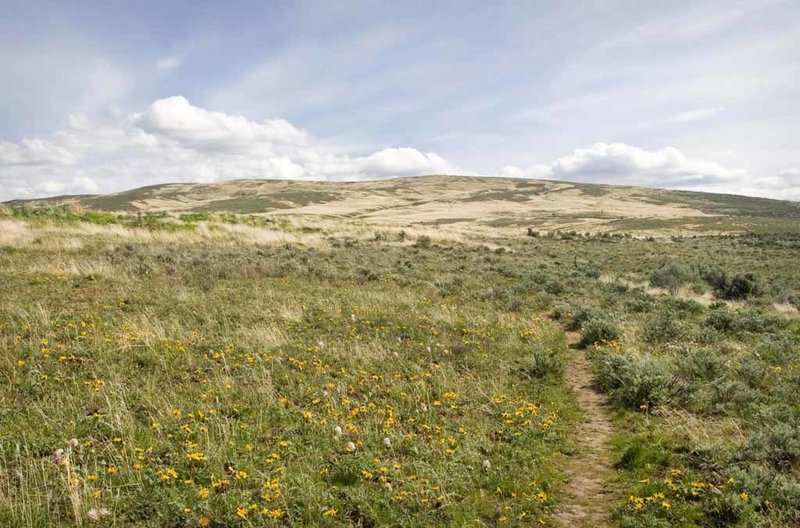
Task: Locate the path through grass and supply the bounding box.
[551,331,616,527]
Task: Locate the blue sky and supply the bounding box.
[1,0,799,200]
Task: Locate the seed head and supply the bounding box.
[53,448,67,465]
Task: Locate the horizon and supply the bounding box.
[1,1,799,201]
[6,173,799,206]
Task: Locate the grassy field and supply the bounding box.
[1,203,799,527]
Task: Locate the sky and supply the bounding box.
[1,0,799,201]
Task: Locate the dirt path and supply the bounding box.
[550,331,616,527]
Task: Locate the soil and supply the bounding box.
[550,331,617,527]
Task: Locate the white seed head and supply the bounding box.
[382,437,392,448]
[53,448,67,465]
[482,459,492,471]
[345,441,356,453]
[334,425,343,437]
[69,438,79,448]
[87,508,111,521]
[419,402,428,413]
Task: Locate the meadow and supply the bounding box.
[1,206,799,527]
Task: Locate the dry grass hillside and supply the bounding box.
[8,175,800,238]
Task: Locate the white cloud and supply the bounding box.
[1,98,796,203]
[156,56,181,71]
[664,107,722,124]
[500,145,800,200]
[504,142,745,185]
[0,96,458,200]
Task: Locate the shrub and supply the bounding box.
[661,296,704,315]
[580,317,621,347]
[529,347,566,379]
[414,235,432,248]
[703,268,760,300]
[642,313,687,344]
[706,308,782,335]
[649,263,697,293]
[569,305,607,330]
[595,352,671,409]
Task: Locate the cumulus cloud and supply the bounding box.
[499,144,800,200]
[501,141,800,199]
[499,142,745,188]
[0,96,458,200]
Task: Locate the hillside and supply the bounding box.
[7,175,800,236]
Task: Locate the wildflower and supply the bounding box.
[53,448,67,465]
[267,508,282,519]
[198,487,210,499]
[662,501,671,510]
[160,467,178,480]
[739,492,749,501]
[17,359,25,368]
[536,491,548,503]
[106,466,118,475]
[322,507,337,517]
[198,516,211,527]
[345,441,356,453]
[236,507,248,520]
[186,452,206,462]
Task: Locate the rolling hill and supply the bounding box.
[6,175,800,236]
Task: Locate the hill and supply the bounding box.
[6,175,800,236]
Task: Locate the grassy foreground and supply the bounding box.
[1,208,799,527]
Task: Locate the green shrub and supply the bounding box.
[580,317,621,347]
[595,352,671,409]
[529,347,566,379]
[703,268,760,300]
[642,313,687,344]
[706,308,782,335]
[569,305,607,331]
[649,263,697,293]
[414,235,432,248]
[661,296,704,315]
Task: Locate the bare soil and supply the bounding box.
[550,332,617,527]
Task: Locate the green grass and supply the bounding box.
[1,214,799,527]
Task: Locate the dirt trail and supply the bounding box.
[550,331,616,527]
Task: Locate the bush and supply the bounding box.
[569,305,607,331]
[529,347,566,379]
[703,268,760,300]
[642,313,687,344]
[414,235,432,248]
[595,352,671,409]
[649,263,697,293]
[580,317,621,347]
[706,307,782,335]
[661,296,704,315]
